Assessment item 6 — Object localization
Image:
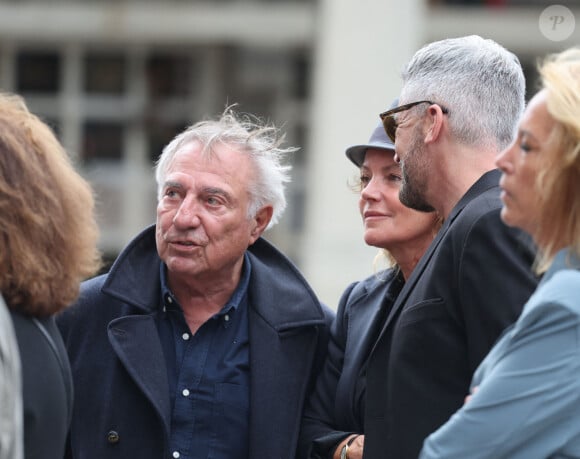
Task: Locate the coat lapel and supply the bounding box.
[370,221,449,352]
[347,274,399,373]
[247,307,319,459]
[244,239,327,459]
[107,315,171,438]
[350,290,391,367]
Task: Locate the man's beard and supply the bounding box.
[398,129,436,213]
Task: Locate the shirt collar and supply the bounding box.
[159,253,252,316]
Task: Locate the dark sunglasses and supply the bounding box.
[379,100,449,142]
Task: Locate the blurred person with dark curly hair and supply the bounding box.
[0,92,102,459]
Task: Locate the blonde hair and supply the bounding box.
[533,48,580,272]
[0,93,102,316]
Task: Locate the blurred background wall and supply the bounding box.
[0,0,577,308]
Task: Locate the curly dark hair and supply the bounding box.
[0,93,102,316]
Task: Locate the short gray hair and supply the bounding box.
[400,35,525,150]
[155,107,295,229]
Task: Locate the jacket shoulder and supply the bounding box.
[347,269,395,300]
[247,237,331,329]
[56,273,118,337]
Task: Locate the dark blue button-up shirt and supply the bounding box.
[157,255,251,459]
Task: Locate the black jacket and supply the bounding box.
[11,311,73,459]
[299,269,403,458]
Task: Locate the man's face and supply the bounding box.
[155,141,265,286]
[395,109,436,213]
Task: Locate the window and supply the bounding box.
[17,50,60,93]
[84,53,126,94]
[83,122,124,162]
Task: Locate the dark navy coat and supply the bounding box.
[57,225,333,459]
[299,269,402,458]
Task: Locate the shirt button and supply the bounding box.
[182,389,190,397]
[224,314,230,322]
[182,333,190,341]
[172,451,180,458]
[165,294,173,304]
[106,430,120,444]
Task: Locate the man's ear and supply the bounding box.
[249,205,273,244]
[424,105,446,144]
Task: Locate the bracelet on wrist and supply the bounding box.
[340,435,359,459]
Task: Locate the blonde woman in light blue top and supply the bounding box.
[420,47,580,459]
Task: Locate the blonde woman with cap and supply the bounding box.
[420,46,580,459]
[298,105,440,459]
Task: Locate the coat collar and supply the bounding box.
[540,248,580,285]
[245,237,327,330]
[101,224,326,330]
[446,169,501,226]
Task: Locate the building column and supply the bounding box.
[301,0,426,308]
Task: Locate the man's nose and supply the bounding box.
[173,196,201,227]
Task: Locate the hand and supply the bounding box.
[348,434,364,459]
[464,385,479,404]
[333,434,365,459]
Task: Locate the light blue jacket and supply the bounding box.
[420,248,580,459]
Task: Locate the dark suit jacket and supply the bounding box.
[11,312,73,459]
[299,269,404,458]
[57,225,333,459]
[363,170,539,459]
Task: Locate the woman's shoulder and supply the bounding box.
[352,268,396,293]
[530,249,580,314]
[535,268,580,312]
[514,269,580,335]
[341,268,399,309]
